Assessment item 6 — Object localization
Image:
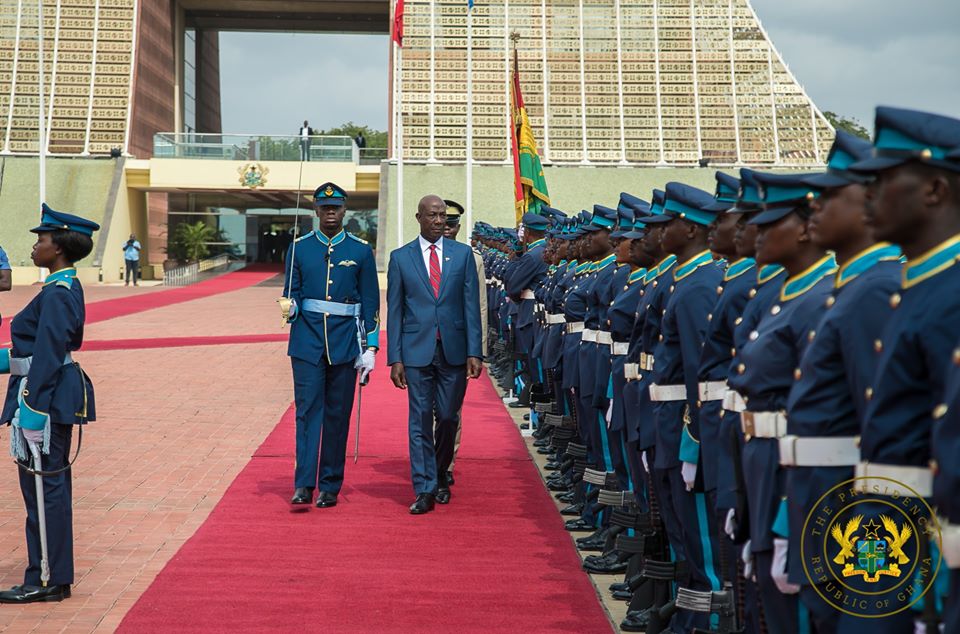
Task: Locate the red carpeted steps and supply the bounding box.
[117,357,613,633]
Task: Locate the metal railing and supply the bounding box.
[153,133,360,162]
[163,254,230,286]
[359,147,388,165]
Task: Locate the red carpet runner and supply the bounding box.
[0,264,280,343]
[117,363,612,632]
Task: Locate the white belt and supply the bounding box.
[545,313,566,325]
[597,331,613,345]
[639,352,655,371]
[741,411,787,439]
[778,435,859,467]
[698,380,728,402]
[566,322,584,334]
[9,352,74,377]
[649,384,687,402]
[624,363,640,380]
[722,389,746,413]
[520,289,535,299]
[612,342,630,355]
[936,519,960,568]
[854,462,933,497]
[581,329,599,343]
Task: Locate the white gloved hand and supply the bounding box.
[772,537,800,595]
[742,539,755,581]
[357,349,376,384]
[641,451,649,473]
[725,508,738,540]
[681,461,697,491]
[605,401,613,427]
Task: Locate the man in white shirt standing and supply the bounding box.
[123,233,141,286]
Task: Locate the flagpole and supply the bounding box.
[396,41,404,249]
[465,3,473,235]
[37,0,45,205]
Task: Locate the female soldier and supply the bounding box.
[0,204,97,603]
[726,174,836,634]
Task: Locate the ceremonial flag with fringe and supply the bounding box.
[510,48,550,224]
[392,0,404,46]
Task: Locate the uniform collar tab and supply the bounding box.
[780,255,837,301]
[836,243,901,288]
[757,264,785,284]
[902,233,960,289]
[724,257,755,281]
[674,250,714,281]
[44,267,77,286]
[317,230,346,246]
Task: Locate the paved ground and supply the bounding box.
[0,282,293,632]
[0,278,621,632]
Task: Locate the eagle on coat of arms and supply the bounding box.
[238,163,269,189]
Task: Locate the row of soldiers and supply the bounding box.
[476,106,960,634]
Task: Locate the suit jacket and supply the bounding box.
[387,237,482,367]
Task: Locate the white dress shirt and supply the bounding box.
[418,234,443,276]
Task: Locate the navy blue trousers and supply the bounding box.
[292,357,357,492]
[405,346,467,495]
[19,422,74,586]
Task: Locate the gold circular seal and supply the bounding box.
[801,476,942,618]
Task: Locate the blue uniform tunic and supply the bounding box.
[284,229,380,493]
[697,258,755,500]
[506,238,547,355]
[608,266,646,433]
[784,245,900,585]
[1,267,94,588]
[726,256,836,552]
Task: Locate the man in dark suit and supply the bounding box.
[387,195,483,515]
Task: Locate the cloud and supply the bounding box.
[218,32,389,136]
[215,3,960,138]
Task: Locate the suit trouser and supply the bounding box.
[19,422,74,586]
[406,346,467,494]
[292,357,357,492]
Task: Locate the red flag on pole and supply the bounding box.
[392,0,405,46]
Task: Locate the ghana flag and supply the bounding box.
[509,47,550,224]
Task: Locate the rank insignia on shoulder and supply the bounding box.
[347,233,368,244]
[338,259,358,267]
[56,279,73,289]
[295,231,315,243]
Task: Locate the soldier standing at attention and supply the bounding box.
[0,205,98,604]
[283,182,380,509]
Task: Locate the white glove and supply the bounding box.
[772,538,800,595]
[725,508,737,540]
[357,349,376,384]
[681,461,697,491]
[605,401,613,427]
[641,451,649,473]
[742,539,755,581]
[22,427,44,446]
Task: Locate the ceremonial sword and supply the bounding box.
[354,372,369,463]
[28,442,50,588]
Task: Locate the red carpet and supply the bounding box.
[82,333,287,352]
[117,358,612,633]
[0,264,280,343]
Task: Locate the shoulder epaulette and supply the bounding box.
[347,232,369,245]
[295,231,315,243]
[55,278,73,289]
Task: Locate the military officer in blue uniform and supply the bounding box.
[727,173,837,634]
[283,182,380,508]
[695,172,756,607]
[779,131,904,632]
[849,107,960,631]
[645,182,724,631]
[0,204,98,604]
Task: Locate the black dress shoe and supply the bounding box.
[560,502,583,516]
[0,584,71,604]
[291,487,314,505]
[620,608,651,632]
[316,491,338,508]
[564,518,595,531]
[436,486,451,505]
[409,493,436,515]
[446,471,455,486]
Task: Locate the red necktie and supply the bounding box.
[429,245,441,298]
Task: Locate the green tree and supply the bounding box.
[172,221,216,262]
[316,121,387,149]
[824,111,870,140]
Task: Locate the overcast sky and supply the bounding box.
[218,0,960,139]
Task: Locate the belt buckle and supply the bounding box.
[779,435,798,466]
